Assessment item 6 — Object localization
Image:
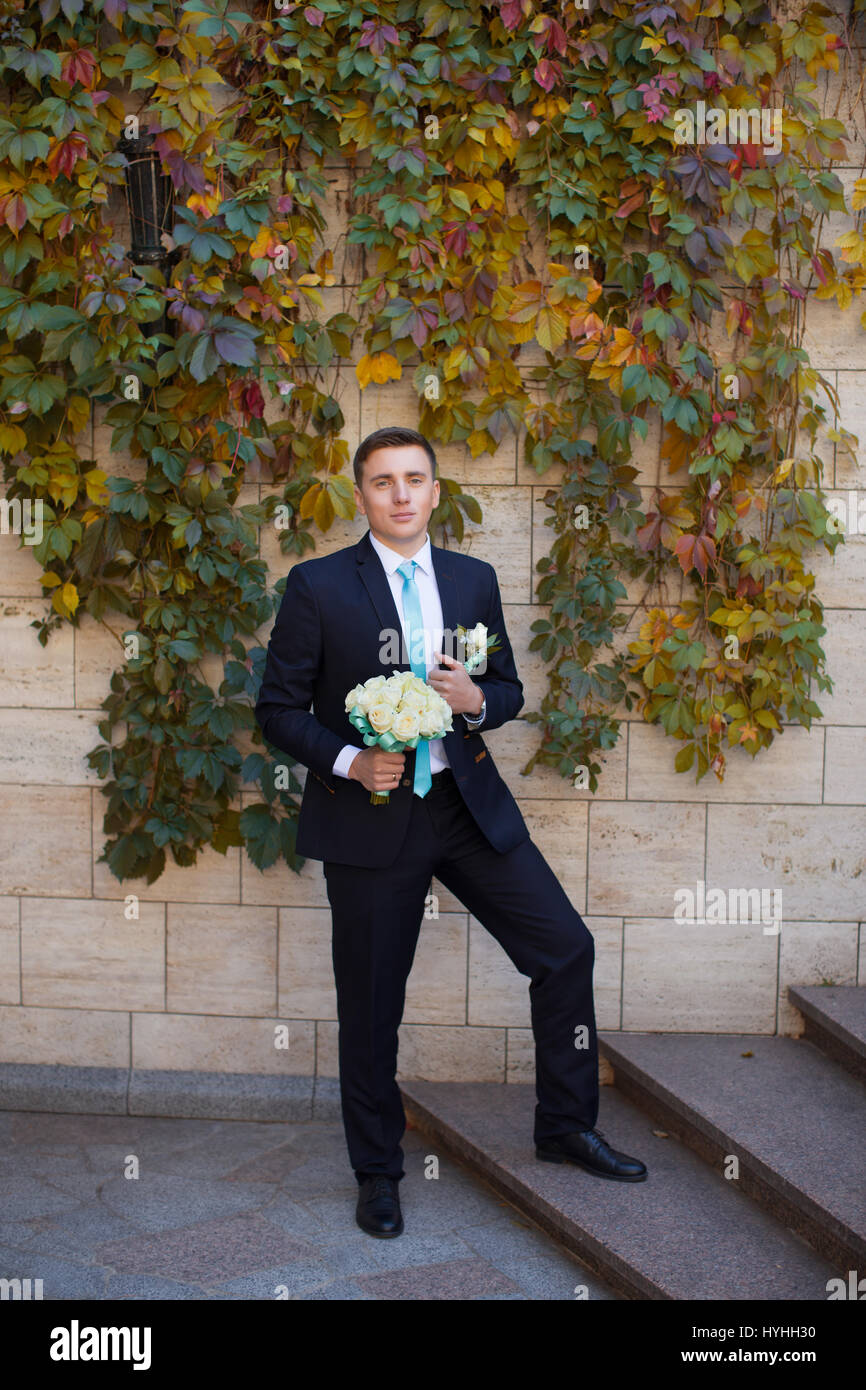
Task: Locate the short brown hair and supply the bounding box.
[352,427,437,487]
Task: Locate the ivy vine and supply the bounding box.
[1,0,863,882]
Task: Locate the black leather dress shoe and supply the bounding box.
[536,1128,647,1181]
[356,1175,404,1237]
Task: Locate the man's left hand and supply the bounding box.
[429,652,483,716]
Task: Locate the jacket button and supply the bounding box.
[402,778,411,786]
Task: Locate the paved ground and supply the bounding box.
[0,1109,619,1300]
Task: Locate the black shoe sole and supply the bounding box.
[536,1147,648,1181]
[356,1217,405,1238]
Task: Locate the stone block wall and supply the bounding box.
[1,25,864,1088]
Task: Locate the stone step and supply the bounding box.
[399,1078,841,1300]
[598,1031,866,1274]
[787,985,866,1086]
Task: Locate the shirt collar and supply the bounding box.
[368,529,432,577]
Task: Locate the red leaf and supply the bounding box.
[547,19,567,55]
[61,48,96,88]
[616,191,645,219]
[46,132,88,178]
[103,0,127,22]
[674,533,695,575]
[241,381,265,419]
[533,59,559,92]
[499,0,525,29]
[675,532,716,578]
[636,515,661,550]
[2,194,28,235]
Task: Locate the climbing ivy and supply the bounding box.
[1,0,863,882]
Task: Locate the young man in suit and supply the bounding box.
[255,426,647,1238]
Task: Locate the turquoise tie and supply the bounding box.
[396,559,432,798]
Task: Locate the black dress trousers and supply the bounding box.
[323,769,600,1183]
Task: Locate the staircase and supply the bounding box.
[399,986,866,1300]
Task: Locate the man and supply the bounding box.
[255,425,647,1239]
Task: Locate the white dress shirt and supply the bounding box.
[332,531,465,780]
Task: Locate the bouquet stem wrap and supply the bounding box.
[346,705,431,804]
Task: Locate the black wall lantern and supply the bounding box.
[117,130,176,343]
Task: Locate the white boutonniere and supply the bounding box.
[457,622,502,673]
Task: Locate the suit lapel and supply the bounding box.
[429,539,461,664]
[354,528,462,671]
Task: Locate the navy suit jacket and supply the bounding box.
[254,527,530,867]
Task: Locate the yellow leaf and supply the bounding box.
[356,352,401,388]
[491,126,519,158]
[536,305,567,352]
[467,428,491,458]
[835,281,853,310]
[661,421,693,473]
[67,395,90,434]
[372,352,401,383]
[193,65,225,86]
[299,482,320,519]
[186,188,222,218]
[313,487,335,531]
[297,284,324,307]
[188,87,216,115]
[851,178,866,211]
[443,346,467,379]
[507,280,544,323]
[53,582,79,617]
[248,224,275,260]
[0,423,26,455]
[84,468,109,505]
[833,230,866,263]
[324,437,349,473]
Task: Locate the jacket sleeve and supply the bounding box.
[254,562,348,783]
[463,563,524,733]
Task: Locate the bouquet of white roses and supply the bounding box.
[344,672,455,804]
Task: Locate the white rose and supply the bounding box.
[418,709,441,737]
[391,709,421,741]
[377,684,402,708]
[400,690,426,713]
[465,623,487,657]
[345,685,366,711]
[364,675,387,692]
[368,701,395,733]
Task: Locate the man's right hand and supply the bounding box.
[347,748,406,793]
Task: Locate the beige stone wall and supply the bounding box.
[2,31,865,1083]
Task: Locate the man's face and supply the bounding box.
[355,444,439,549]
